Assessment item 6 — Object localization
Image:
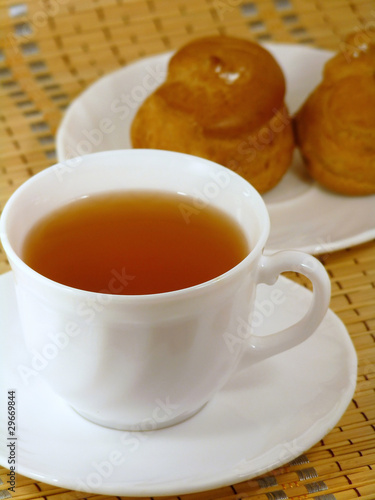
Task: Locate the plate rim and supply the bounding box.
[55,43,375,255]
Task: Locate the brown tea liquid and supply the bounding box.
[22,191,249,294]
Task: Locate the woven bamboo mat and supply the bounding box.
[1,0,375,499]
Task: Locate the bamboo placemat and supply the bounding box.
[1,0,375,499]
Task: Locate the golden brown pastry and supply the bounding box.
[131,36,294,193]
[294,32,375,195]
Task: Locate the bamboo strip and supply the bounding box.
[0,5,360,62]
[6,489,71,500]
[331,282,375,297]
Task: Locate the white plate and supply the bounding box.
[56,43,375,255]
[0,272,357,496]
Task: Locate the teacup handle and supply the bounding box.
[249,250,331,361]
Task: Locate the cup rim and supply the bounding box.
[0,149,271,301]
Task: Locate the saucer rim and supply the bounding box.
[0,272,358,496]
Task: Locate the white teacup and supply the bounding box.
[0,149,331,430]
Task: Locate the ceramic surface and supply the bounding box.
[0,272,357,496]
[56,43,375,254]
[0,149,330,430]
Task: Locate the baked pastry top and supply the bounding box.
[131,36,295,193]
[294,32,375,195]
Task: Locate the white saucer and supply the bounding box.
[0,272,357,496]
[56,43,375,255]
